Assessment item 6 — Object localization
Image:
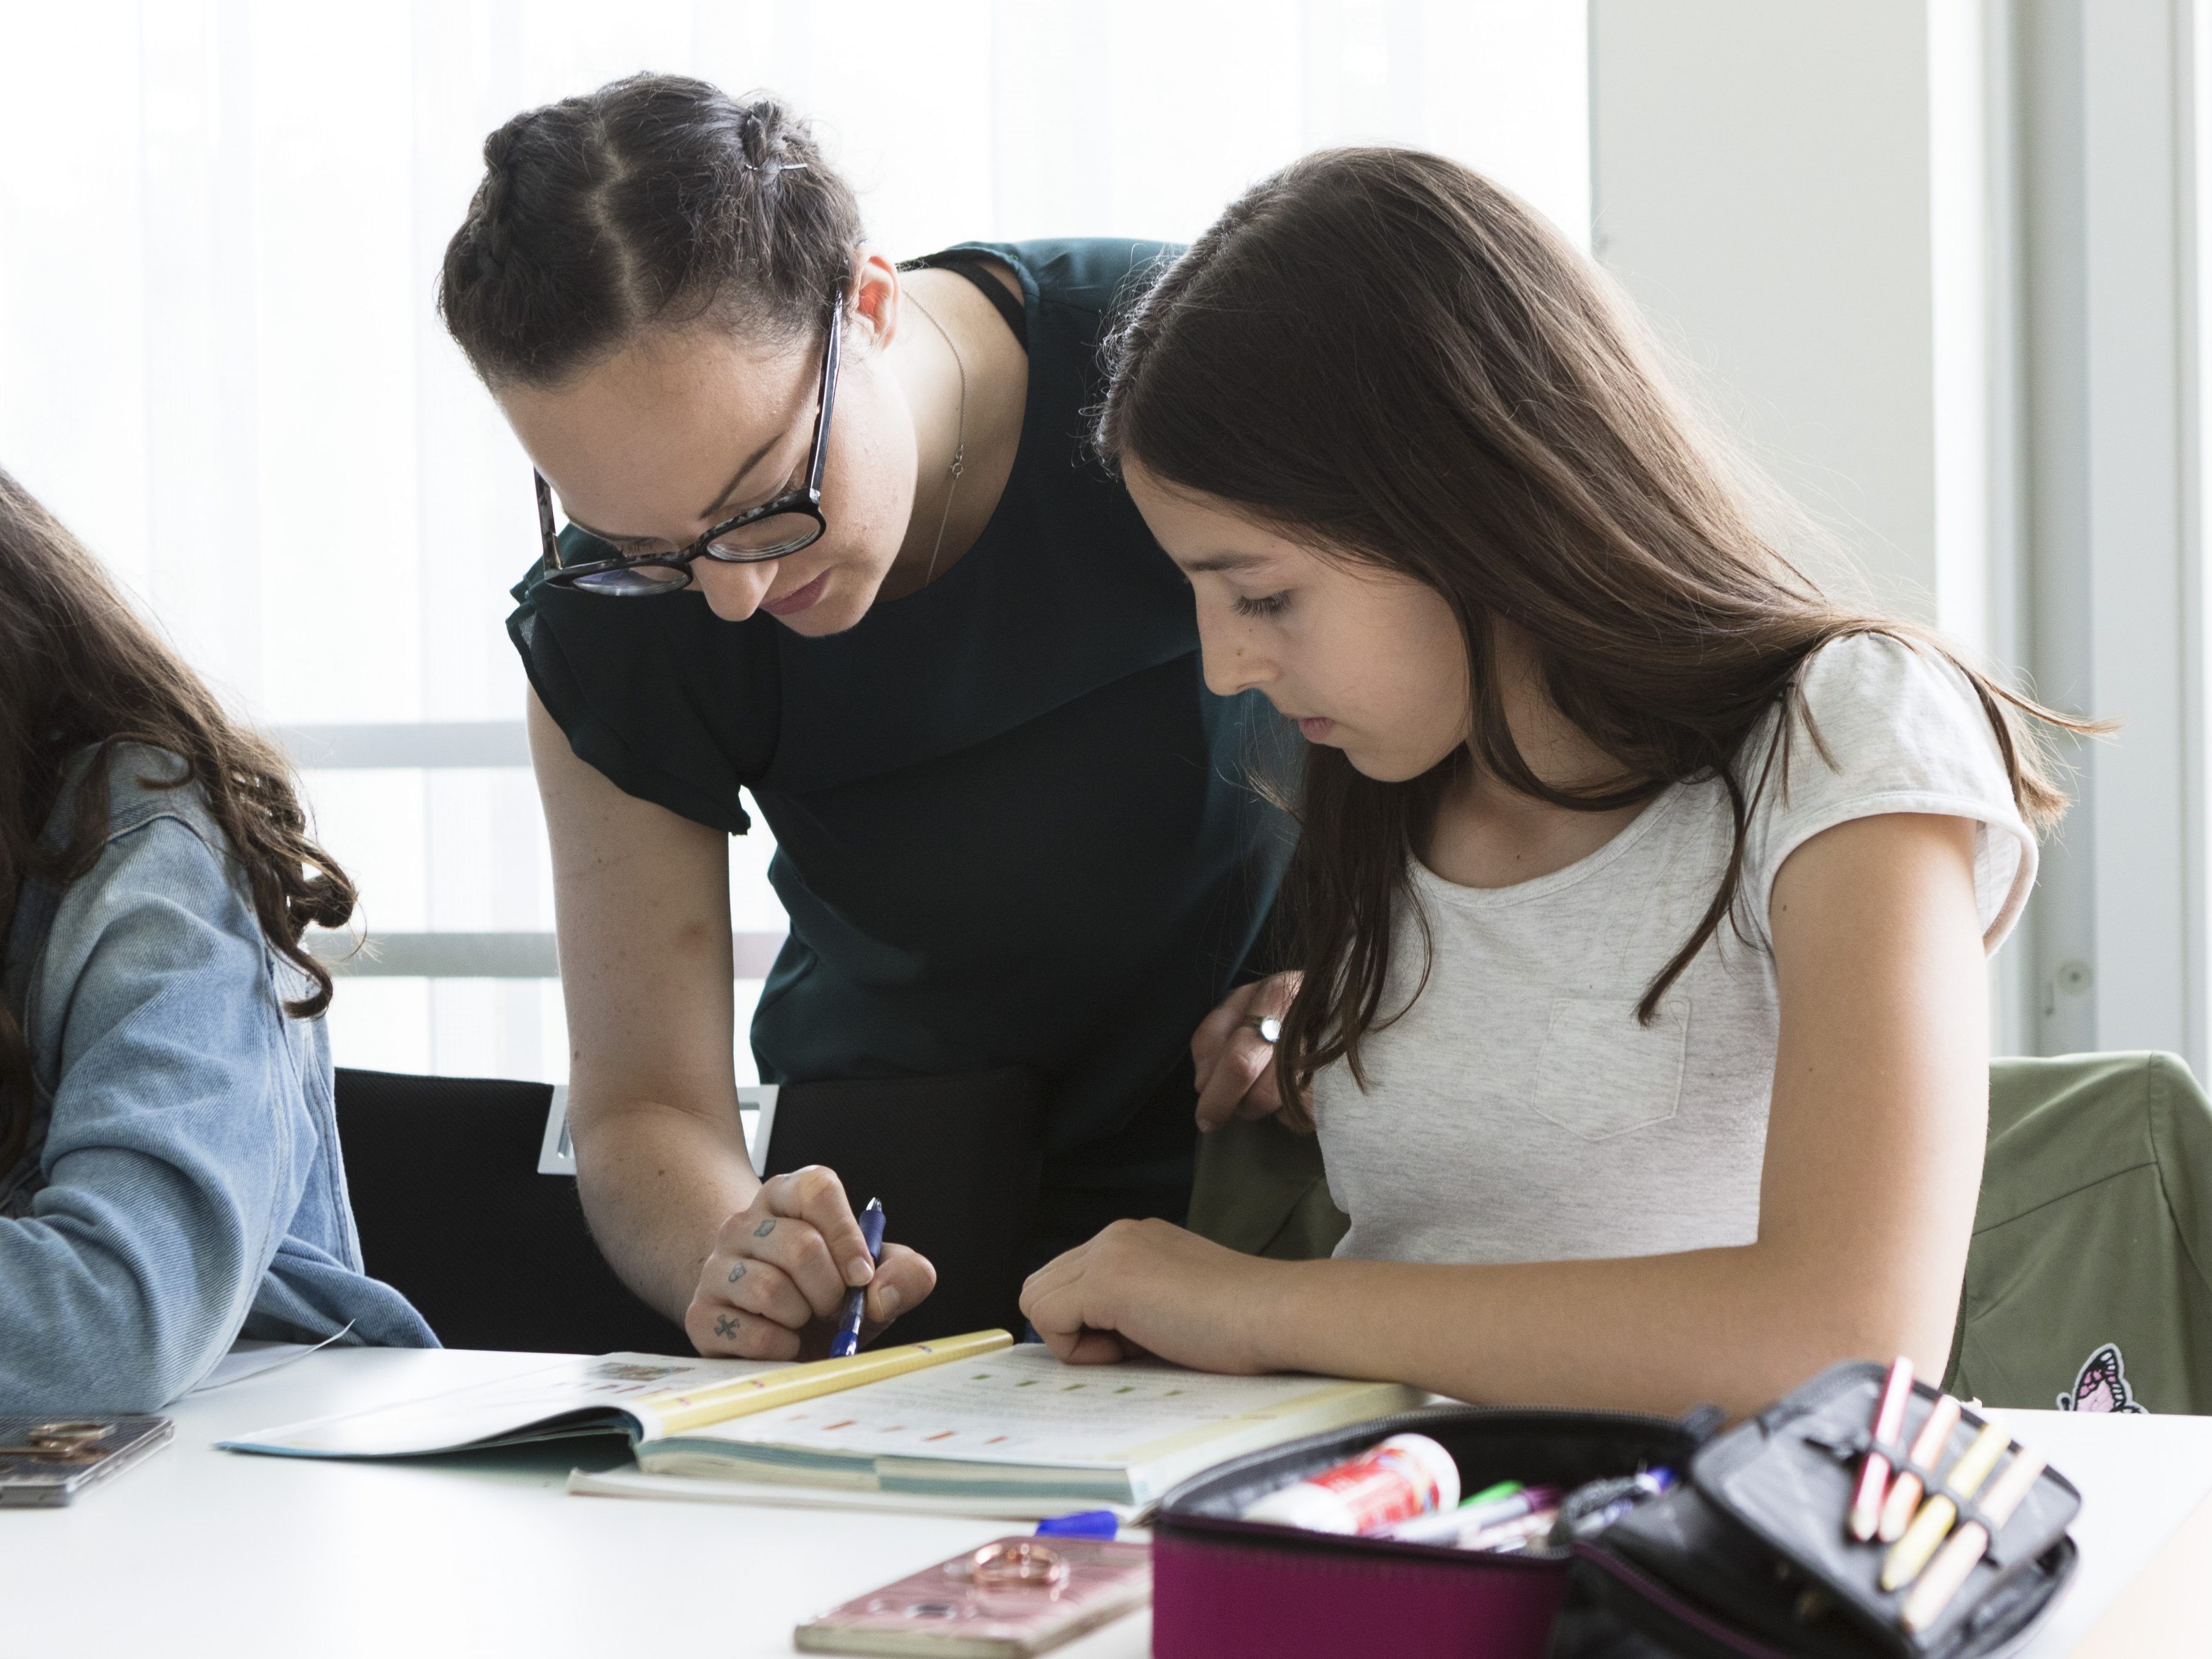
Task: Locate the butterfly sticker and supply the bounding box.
[2056,1343,2148,1413]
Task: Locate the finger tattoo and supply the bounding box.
[753,1219,777,1239]
[727,1262,748,1284]
[713,1313,739,1339]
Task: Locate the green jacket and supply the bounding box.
[1943,1052,2211,1414]
[1191,1052,2212,1415]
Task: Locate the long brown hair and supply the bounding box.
[1096,148,2089,1127]
[0,468,357,1168]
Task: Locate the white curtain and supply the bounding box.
[0,0,1589,1081]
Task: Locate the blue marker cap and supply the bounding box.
[1035,1510,1119,1539]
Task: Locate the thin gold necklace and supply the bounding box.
[904,290,968,586]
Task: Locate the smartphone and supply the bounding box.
[0,1416,173,1507]
[796,1536,1150,1657]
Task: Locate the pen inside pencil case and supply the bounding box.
[1235,1431,1679,1553]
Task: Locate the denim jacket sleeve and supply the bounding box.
[0,790,422,1412]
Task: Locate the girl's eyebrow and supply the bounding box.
[1179,551,1275,574]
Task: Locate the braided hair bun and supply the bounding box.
[439,75,860,386]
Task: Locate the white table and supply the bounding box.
[7,1348,2208,1658]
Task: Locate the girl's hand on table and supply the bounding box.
[1191,971,1304,1132]
[685,1166,937,1360]
[1019,1219,1279,1371]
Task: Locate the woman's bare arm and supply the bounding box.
[529,689,754,1318]
[530,691,936,1353]
[1021,811,1990,1417]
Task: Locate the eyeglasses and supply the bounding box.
[534,285,844,597]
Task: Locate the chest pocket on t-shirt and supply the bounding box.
[1530,996,1689,1141]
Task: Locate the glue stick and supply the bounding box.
[1241,1434,1460,1535]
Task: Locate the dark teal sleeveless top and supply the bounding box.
[507,239,1292,1233]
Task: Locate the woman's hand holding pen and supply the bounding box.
[1190,971,1305,1132]
[685,1166,936,1361]
[1019,1217,1281,1372]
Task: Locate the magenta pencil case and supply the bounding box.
[1149,1403,1708,1659]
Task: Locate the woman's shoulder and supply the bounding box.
[44,742,230,858]
[24,745,261,970]
[504,564,778,835]
[1779,630,2006,777]
[949,239,1185,318]
[18,747,272,1049]
[1795,627,1976,705]
[1738,628,2036,940]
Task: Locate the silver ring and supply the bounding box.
[1247,1016,1282,1044]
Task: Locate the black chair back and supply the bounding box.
[332,1067,690,1355]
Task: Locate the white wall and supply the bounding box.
[1590,0,1943,622]
[2015,0,2202,1066]
[1590,0,2211,1072]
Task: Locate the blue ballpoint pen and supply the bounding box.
[829,1198,886,1359]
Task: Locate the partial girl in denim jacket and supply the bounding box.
[0,468,434,1411]
[1019,150,2090,1417]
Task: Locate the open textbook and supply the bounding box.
[220,1332,1010,1457]
[630,1342,1422,1506]
[222,1330,1422,1511]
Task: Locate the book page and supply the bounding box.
[222,1353,782,1457]
[673,1344,1408,1470]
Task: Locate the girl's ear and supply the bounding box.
[848,247,902,352]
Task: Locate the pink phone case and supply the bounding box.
[795,1536,1151,1657]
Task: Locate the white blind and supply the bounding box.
[0,0,1589,1082]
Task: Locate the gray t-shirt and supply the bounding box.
[1315,634,2035,1267]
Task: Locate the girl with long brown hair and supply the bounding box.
[1019,149,2082,1415]
[0,468,433,1412]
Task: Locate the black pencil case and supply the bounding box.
[1555,1360,2081,1659]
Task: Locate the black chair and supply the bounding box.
[332,1067,690,1355]
[334,1064,1051,1354]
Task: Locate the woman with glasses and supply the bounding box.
[438,75,1299,1360]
